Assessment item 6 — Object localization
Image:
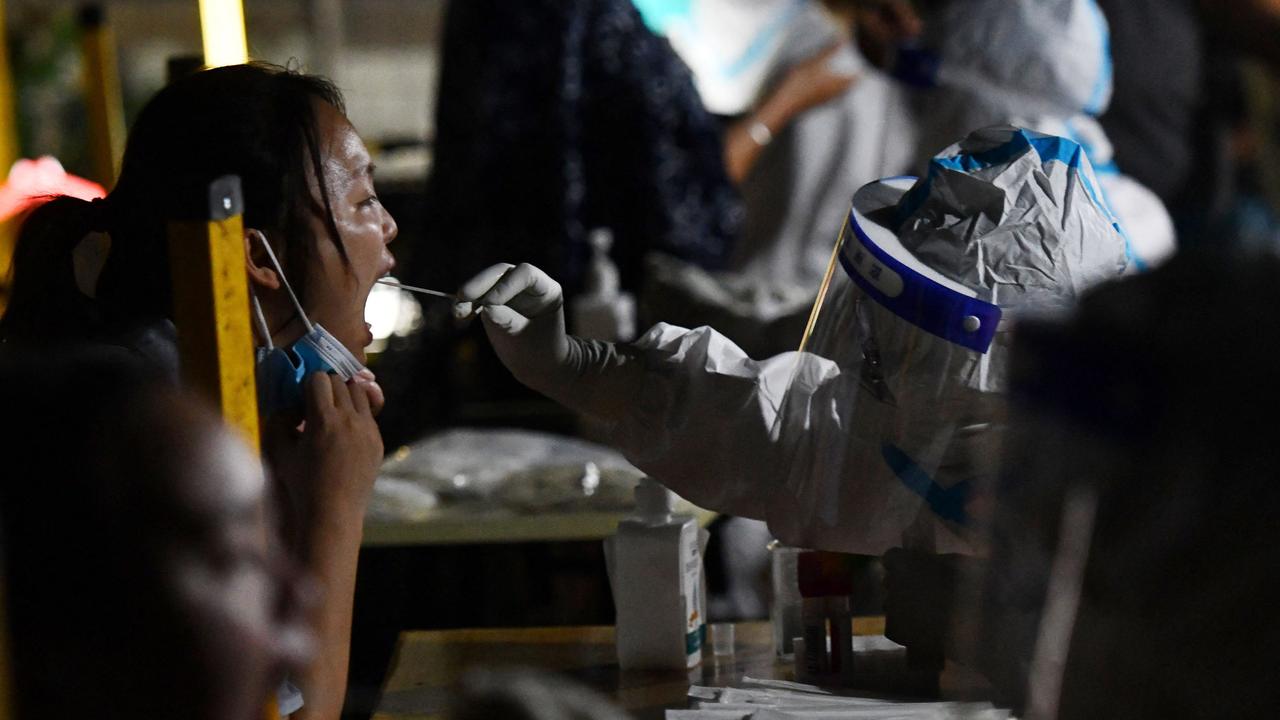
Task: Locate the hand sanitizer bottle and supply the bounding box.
[570,228,636,342]
[605,478,706,670]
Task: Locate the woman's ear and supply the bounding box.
[244,228,282,290]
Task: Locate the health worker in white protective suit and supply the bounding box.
[456,126,1129,555]
[635,0,919,357]
[909,0,1177,270]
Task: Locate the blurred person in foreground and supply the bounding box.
[0,353,315,720]
[884,245,1280,717]
[977,244,1280,718]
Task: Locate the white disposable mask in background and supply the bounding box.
[635,0,841,115]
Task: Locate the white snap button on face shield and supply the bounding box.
[765,126,1130,556]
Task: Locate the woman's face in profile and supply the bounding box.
[304,101,399,363]
[149,399,315,720]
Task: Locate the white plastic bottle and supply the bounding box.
[570,228,636,342]
[605,478,706,670]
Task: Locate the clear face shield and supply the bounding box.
[767,177,1008,556]
[764,126,1129,557]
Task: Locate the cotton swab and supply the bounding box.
[376,274,458,297]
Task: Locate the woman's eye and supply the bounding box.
[359,195,380,209]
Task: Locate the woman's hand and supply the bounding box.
[455,262,573,396]
[352,368,385,417]
[300,373,383,509]
[266,373,382,720]
[263,375,382,539]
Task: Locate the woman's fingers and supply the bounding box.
[326,373,351,414]
[305,371,334,414]
[347,374,372,416]
[304,370,382,420]
[353,369,385,416]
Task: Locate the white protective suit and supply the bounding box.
[463,126,1129,554]
[636,0,918,355]
[914,0,1176,269]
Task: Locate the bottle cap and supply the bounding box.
[583,227,620,297]
[635,477,676,517]
[589,227,614,253]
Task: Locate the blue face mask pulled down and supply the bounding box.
[250,233,367,417]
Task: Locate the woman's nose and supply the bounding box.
[382,208,398,245]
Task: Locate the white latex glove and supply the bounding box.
[455,262,644,421]
[454,263,573,397]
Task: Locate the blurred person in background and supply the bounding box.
[903,0,1176,270]
[640,0,1178,360]
[417,0,740,302]
[0,353,315,720]
[638,0,918,359]
[381,0,742,447]
[1095,0,1280,245]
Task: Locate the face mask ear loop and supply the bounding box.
[249,290,275,350]
[253,230,315,334]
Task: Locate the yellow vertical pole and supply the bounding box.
[166,176,279,720]
[0,0,20,317]
[78,4,125,189]
[198,0,249,68]
[167,175,260,450]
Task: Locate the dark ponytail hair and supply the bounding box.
[1,62,348,344]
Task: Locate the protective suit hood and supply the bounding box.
[925,0,1113,119]
[911,0,1175,270]
[894,125,1131,318]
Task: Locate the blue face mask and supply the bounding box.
[250,232,367,417]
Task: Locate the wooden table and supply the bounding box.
[351,503,717,709]
[373,619,888,720]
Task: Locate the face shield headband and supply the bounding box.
[841,176,1002,355]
